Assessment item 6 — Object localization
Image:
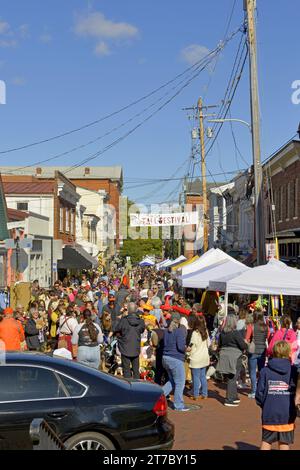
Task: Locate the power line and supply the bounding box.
[0,30,240,156]
[6,49,221,175]
[62,38,232,175]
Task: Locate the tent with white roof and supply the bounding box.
[209,258,300,296]
[181,258,250,289]
[181,248,237,277]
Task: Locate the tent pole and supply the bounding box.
[225,291,228,316]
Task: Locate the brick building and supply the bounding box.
[181,179,224,259]
[0,166,123,259]
[264,139,300,264]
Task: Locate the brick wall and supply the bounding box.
[270,160,300,233]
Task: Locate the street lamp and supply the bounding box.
[207,118,251,132]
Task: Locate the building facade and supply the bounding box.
[264,139,300,264]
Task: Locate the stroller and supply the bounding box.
[101,338,122,375]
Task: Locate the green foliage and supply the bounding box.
[120,238,162,265]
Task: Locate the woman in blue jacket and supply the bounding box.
[162,312,188,411]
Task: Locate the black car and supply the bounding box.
[0,352,174,450]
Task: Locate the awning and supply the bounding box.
[58,244,98,270]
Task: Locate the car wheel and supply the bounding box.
[64,432,116,450]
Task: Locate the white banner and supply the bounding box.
[266,243,276,261]
[130,212,199,227]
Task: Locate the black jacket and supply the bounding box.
[218,330,247,352]
[113,313,145,357]
[25,319,40,350]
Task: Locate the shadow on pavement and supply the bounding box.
[223,441,260,450]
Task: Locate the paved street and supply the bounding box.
[171,380,300,450]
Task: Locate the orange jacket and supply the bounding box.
[0,317,25,351]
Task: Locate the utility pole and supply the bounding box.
[244,0,266,265]
[198,97,208,253]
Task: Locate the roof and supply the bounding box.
[184,179,226,195]
[0,173,9,240]
[3,181,55,195]
[7,208,29,221]
[0,166,123,182]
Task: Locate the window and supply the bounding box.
[17,202,28,211]
[279,186,283,221]
[32,239,42,252]
[0,366,67,402]
[60,207,64,232]
[70,210,75,236]
[286,183,290,220]
[295,178,298,218]
[65,208,70,233]
[58,374,86,397]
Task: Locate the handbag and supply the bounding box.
[248,325,255,354]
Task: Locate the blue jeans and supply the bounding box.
[248,352,266,394]
[78,345,100,369]
[162,356,186,410]
[191,367,208,398]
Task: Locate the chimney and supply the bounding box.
[36,167,42,176]
[84,167,90,176]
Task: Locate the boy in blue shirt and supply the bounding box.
[255,341,297,450]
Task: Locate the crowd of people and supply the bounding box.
[1,266,300,449]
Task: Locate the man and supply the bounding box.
[116,282,130,308]
[0,307,25,351]
[113,302,145,379]
[102,294,120,326]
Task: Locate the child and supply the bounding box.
[256,341,298,450]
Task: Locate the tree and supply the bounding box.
[119,198,162,264]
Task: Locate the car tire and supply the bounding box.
[64,432,116,450]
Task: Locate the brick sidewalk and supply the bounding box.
[170,380,300,450]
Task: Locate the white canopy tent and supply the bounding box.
[139,256,155,267]
[163,255,187,268]
[181,248,239,276]
[156,259,171,269]
[181,258,250,289]
[209,258,300,296]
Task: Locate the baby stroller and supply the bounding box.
[101,338,122,375]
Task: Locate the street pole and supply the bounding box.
[244,0,266,265]
[198,97,208,253]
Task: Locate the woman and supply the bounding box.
[162,312,189,411]
[58,306,78,352]
[294,317,300,368]
[267,315,297,363]
[25,308,43,351]
[72,309,103,369]
[217,314,247,407]
[245,311,269,398]
[187,316,210,400]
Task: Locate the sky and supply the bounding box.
[0,0,299,205]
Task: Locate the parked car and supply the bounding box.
[0,352,174,450]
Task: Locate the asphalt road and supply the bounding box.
[170,380,300,450]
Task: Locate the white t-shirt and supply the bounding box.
[59,315,78,335]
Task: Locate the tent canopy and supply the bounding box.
[156,258,170,269]
[181,248,240,276]
[171,255,199,272]
[182,258,249,289]
[163,255,187,268]
[209,258,300,296]
[139,256,155,267]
